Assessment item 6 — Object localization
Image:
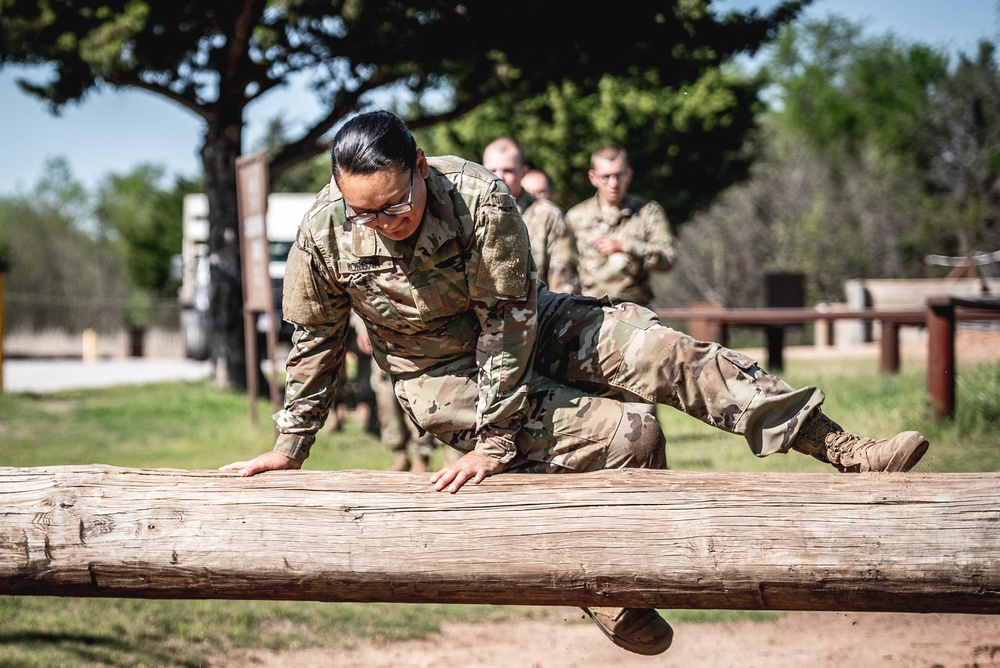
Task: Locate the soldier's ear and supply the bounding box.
[416,149,429,179]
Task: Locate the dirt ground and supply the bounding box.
[226,327,1000,668]
[223,610,1000,667]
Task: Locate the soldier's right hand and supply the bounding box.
[429,451,505,494]
[220,450,302,477]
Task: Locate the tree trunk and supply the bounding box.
[200,119,247,390]
[1,466,998,614]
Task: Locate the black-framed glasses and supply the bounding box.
[344,169,415,226]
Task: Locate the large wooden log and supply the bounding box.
[1,465,997,614]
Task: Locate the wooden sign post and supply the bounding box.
[235,153,281,423]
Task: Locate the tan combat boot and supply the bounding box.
[792,411,929,473]
[581,607,673,656]
[386,450,410,472]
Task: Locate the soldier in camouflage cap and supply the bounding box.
[482,136,580,295]
[223,110,929,657]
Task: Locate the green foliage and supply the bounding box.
[765,16,1000,261]
[655,15,1000,309]
[258,117,331,194]
[0,0,810,176]
[0,158,130,332]
[93,165,192,296]
[0,159,198,332]
[417,67,764,226]
[0,233,10,273]
[92,164,197,327]
[769,17,950,162]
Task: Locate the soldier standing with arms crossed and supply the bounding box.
[223,110,929,657]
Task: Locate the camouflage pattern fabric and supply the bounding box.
[274,155,824,471]
[396,289,825,472]
[276,156,535,463]
[370,361,437,457]
[516,191,581,295]
[565,193,677,306]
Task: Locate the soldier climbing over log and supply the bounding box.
[223,110,929,657]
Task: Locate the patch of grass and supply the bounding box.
[0,597,539,667]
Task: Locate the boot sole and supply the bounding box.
[884,432,930,472]
[583,607,673,656]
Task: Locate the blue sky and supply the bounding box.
[1,0,997,197]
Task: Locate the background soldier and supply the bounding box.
[566,145,679,430]
[482,137,580,295]
[521,168,553,201]
[565,145,677,306]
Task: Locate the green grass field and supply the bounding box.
[1,355,998,666]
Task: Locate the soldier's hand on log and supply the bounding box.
[429,451,505,494]
[219,451,302,477]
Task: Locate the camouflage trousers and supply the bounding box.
[370,363,438,458]
[395,290,825,474]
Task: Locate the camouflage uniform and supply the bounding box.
[350,311,439,464]
[517,191,580,295]
[565,193,677,307]
[274,156,824,471]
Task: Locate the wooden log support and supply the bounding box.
[1,466,998,614]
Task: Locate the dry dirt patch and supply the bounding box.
[219,609,1000,667]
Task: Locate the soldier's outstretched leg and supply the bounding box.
[533,289,929,474]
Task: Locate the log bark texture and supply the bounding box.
[1,465,997,613]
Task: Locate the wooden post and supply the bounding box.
[879,320,901,373]
[926,299,956,419]
[1,466,998,614]
[765,326,784,371]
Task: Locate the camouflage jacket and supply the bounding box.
[516,191,581,295]
[565,193,676,306]
[274,156,537,463]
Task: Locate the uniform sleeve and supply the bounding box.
[627,200,677,273]
[272,232,351,462]
[545,209,582,295]
[465,187,538,463]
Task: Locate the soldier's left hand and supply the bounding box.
[430,451,505,494]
